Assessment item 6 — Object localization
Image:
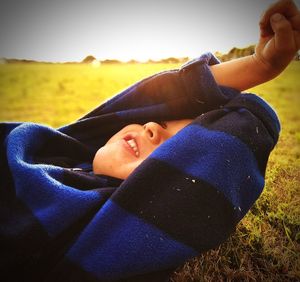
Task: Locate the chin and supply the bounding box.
[92,148,104,175]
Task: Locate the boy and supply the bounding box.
[1,0,299,281]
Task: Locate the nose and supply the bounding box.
[143,122,164,144]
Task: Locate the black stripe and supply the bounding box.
[62,169,122,191]
[0,195,103,282]
[47,259,174,282]
[0,196,50,281]
[45,259,99,282]
[225,94,279,142]
[112,159,237,252]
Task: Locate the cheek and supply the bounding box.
[92,142,146,179]
[93,144,116,173]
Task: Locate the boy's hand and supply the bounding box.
[210,0,299,91]
[254,0,300,76]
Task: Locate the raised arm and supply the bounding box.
[210,0,300,91]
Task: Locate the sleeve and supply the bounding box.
[79,52,239,120]
[59,52,240,149]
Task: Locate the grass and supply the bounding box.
[0,61,299,281]
[0,63,176,127]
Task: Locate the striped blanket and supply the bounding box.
[0,53,280,281]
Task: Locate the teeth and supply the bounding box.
[126,139,139,156]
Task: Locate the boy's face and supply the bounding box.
[93,119,193,179]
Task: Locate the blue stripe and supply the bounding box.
[150,124,264,217]
[7,123,102,236]
[67,200,197,280]
[12,165,102,237]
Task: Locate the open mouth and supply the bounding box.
[123,135,139,157]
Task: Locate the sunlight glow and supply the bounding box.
[91,59,101,68]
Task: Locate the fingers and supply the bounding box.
[291,14,300,49]
[294,30,300,49]
[260,0,300,37]
[270,13,297,52]
[260,0,298,26]
[290,13,300,30]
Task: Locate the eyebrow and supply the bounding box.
[158,121,168,129]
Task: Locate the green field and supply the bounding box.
[0,61,299,281]
[0,63,179,127]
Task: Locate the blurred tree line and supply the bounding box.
[2,45,299,64]
[215,45,255,62]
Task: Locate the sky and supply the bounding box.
[0,0,299,62]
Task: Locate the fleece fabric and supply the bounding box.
[0,53,280,282]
